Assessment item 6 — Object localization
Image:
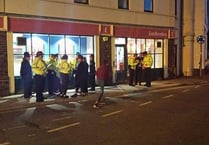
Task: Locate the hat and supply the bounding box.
[77,54,83,59]
[36,51,44,57]
[61,54,68,60]
[23,52,30,58]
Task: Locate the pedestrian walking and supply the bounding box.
[32,51,47,102]
[142,51,153,87]
[47,54,59,96]
[57,54,71,98]
[93,60,110,108]
[20,52,33,99]
[89,54,96,91]
[128,54,137,86]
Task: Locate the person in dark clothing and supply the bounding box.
[89,54,96,91]
[20,52,33,98]
[80,57,89,96]
[71,55,83,97]
[93,60,109,108]
[135,53,143,85]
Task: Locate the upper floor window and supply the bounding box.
[144,0,153,12]
[74,0,88,4]
[118,0,129,10]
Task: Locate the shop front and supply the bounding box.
[8,17,99,93]
[113,26,175,83]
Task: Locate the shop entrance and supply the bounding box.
[115,45,127,83]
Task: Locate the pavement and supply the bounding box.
[0,75,209,113]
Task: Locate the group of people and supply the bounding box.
[128,51,153,87]
[20,51,97,101]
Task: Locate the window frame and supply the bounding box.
[118,0,129,10]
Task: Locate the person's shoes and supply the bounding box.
[93,104,99,108]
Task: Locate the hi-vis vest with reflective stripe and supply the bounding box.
[142,54,153,68]
[58,59,71,74]
[32,57,47,75]
[128,55,137,69]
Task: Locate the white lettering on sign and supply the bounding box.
[148,31,167,37]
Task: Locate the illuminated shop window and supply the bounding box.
[13,33,31,76]
[127,38,136,54]
[49,35,65,57]
[115,38,126,45]
[155,40,163,53]
[13,33,94,76]
[136,39,146,53]
[32,34,49,60]
[145,39,155,53]
[115,46,125,71]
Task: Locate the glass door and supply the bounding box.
[115,45,127,83]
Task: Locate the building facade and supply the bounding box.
[0,0,180,96]
[182,0,208,76]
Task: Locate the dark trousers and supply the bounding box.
[47,70,57,95]
[23,77,32,98]
[60,73,69,96]
[89,73,95,90]
[34,75,45,102]
[135,68,142,85]
[81,77,88,93]
[144,67,152,87]
[129,67,135,85]
[96,80,104,103]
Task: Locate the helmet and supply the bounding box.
[61,54,68,59]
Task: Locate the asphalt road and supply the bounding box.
[0,83,209,145]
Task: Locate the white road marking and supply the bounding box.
[3,125,26,131]
[182,89,190,93]
[52,116,72,122]
[0,100,8,104]
[162,94,174,99]
[28,134,36,137]
[194,85,200,89]
[0,142,11,145]
[150,86,192,93]
[47,122,80,133]
[139,101,152,107]
[101,110,122,118]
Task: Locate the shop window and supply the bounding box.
[127,38,136,54]
[32,34,49,60]
[81,36,93,54]
[115,46,125,71]
[74,0,88,4]
[155,54,163,68]
[115,38,126,45]
[49,35,65,57]
[145,39,155,53]
[13,33,32,76]
[155,40,163,53]
[144,0,153,12]
[137,39,146,53]
[118,0,129,10]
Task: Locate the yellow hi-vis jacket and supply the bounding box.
[128,55,137,69]
[32,57,47,75]
[70,58,77,70]
[142,54,153,68]
[58,59,71,74]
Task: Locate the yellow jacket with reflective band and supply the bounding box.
[32,57,47,75]
[47,57,58,74]
[128,55,137,69]
[142,54,153,68]
[70,58,77,70]
[58,59,71,74]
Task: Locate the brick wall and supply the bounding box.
[0,31,9,97]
